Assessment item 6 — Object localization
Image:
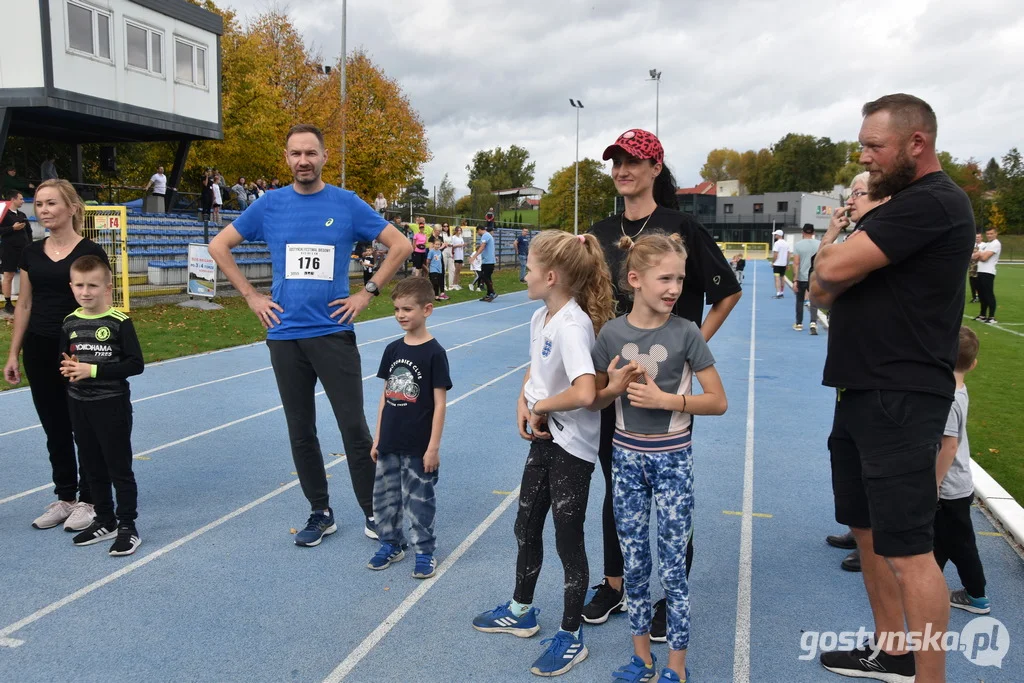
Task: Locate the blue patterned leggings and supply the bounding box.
[612,444,694,651]
[372,453,438,555]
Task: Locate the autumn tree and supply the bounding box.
[987,203,1007,233]
[539,159,616,231]
[700,148,742,181]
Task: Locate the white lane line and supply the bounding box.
[963,314,1024,338]
[0,325,532,503]
[324,489,524,682]
[0,455,345,649]
[0,301,537,438]
[733,261,757,683]
[0,362,529,649]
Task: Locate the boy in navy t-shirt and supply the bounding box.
[368,276,451,579]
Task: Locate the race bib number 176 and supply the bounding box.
[286,244,335,281]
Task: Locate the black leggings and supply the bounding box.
[479,264,495,296]
[22,332,89,503]
[976,272,996,318]
[598,407,693,579]
[934,494,986,598]
[968,275,978,300]
[514,439,595,632]
[429,272,443,296]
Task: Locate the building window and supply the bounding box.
[126,22,163,75]
[753,203,764,214]
[67,1,112,61]
[175,38,208,87]
[777,201,788,212]
[723,204,734,214]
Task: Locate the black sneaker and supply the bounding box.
[109,525,142,556]
[2,302,13,316]
[72,519,117,546]
[650,598,667,643]
[581,579,626,624]
[820,643,915,682]
[841,549,862,572]
[826,531,856,549]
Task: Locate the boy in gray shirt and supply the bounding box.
[934,326,989,614]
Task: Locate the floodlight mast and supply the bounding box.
[647,69,662,137]
[569,99,584,234]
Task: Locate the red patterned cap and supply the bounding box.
[602,129,664,165]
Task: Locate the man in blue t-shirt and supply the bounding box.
[209,124,413,548]
[514,228,530,282]
[469,224,496,302]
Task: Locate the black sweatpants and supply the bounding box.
[598,407,693,579]
[22,332,90,503]
[977,272,996,318]
[514,439,595,632]
[429,272,443,296]
[479,263,495,296]
[69,394,137,524]
[934,494,987,598]
[267,331,375,517]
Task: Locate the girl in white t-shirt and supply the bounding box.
[450,225,466,289]
[472,231,615,677]
[468,250,482,291]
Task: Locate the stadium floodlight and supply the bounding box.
[647,69,662,137]
[569,99,584,234]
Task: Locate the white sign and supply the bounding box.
[285,243,335,281]
[187,243,217,298]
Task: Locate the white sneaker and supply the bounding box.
[64,502,96,532]
[32,500,76,529]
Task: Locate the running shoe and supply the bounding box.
[793,323,803,331]
[582,579,626,624]
[530,629,588,676]
[72,519,117,546]
[294,508,337,547]
[950,588,990,614]
[612,653,658,682]
[64,501,96,531]
[810,322,818,335]
[472,601,540,637]
[412,553,436,579]
[109,525,142,556]
[364,516,379,540]
[367,542,405,570]
[31,500,75,530]
[820,643,914,682]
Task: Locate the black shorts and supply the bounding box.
[1,246,24,273]
[772,265,787,275]
[411,252,426,269]
[828,389,951,557]
[454,259,463,265]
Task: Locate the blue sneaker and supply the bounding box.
[612,653,658,682]
[950,588,991,614]
[472,601,540,637]
[657,666,689,682]
[294,508,337,547]
[412,553,436,579]
[530,629,588,676]
[367,543,405,570]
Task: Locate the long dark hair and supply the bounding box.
[653,163,679,210]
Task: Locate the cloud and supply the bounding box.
[224,0,1024,199]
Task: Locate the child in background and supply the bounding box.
[468,251,482,292]
[472,231,615,677]
[591,233,728,683]
[59,255,145,556]
[935,325,990,614]
[427,237,448,301]
[361,245,375,285]
[368,276,451,578]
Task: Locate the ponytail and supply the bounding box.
[528,231,615,333]
[653,163,679,210]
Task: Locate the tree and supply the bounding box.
[939,152,988,229]
[539,158,616,231]
[466,145,535,192]
[396,178,429,218]
[737,148,776,194]
[454,194,472,216]
[699,148,742,181]
[435,174,456,215]
[765,134,845,192]
[982,157,1003,190]
[997,147,1024,232]
[469,179,493,220]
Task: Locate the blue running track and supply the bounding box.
[1,260,1021,681]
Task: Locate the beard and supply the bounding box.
[868,148,916,200]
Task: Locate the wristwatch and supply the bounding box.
[364,281,380,296]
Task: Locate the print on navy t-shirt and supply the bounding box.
[376,338,452,457]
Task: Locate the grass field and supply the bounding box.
[499,208,539,226]
[962,263,1023,503]
[0,268,528,392]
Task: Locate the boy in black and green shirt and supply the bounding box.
[59,255,145,556]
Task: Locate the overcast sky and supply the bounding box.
[225,0,1023,197]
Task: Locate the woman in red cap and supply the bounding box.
[582,129,743,656]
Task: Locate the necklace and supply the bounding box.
[621,209,656,239]
[48,237,76,256]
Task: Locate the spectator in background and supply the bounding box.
[1,189,31,316]
[469,224,496,302]
[791,223,820,334]
[144,166,168,204]
[232,177,248,211]
[40,158,58,181]
[374,192,387,215]
[514,227,531,282]
[199,170,214,221]
[439,223,456,290]
[769,229,789,298]
[972,226,1001,324]
[211,174,224,224]
[411,217,429,278]
[485,207,496,230]
[967,233,981,303]
[450,224,466,290]
[3,166,35,195]
[269,178,281,190]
